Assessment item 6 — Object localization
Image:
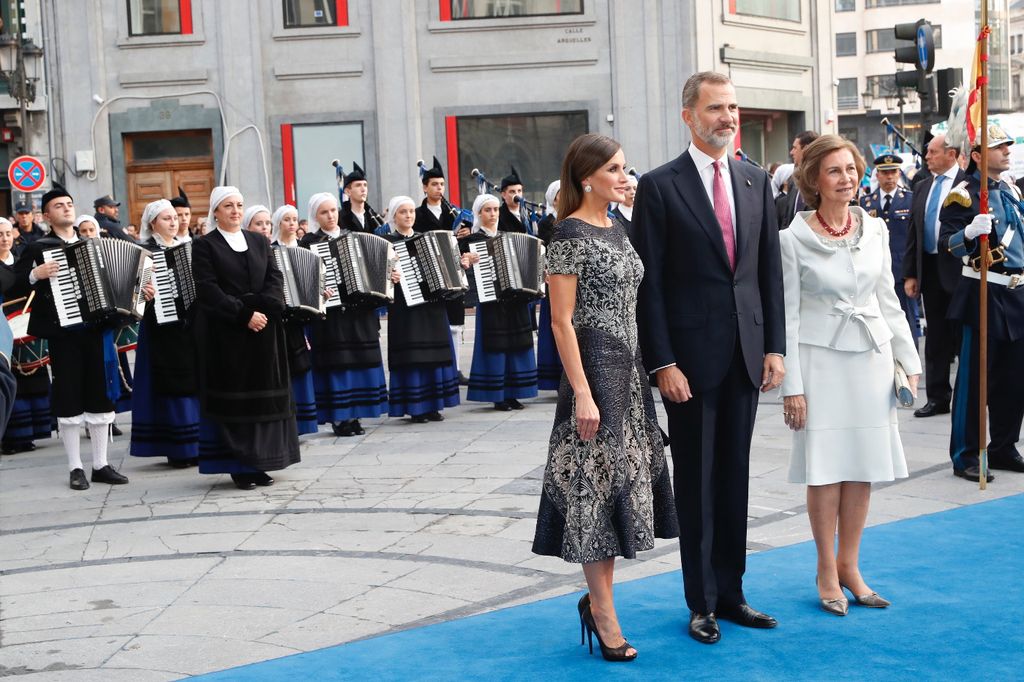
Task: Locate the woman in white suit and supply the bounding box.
[780,135,921,616]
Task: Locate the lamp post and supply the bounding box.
[0,28,43,154]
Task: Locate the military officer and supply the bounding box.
[861,153,920,339]
[939,125,1024,483]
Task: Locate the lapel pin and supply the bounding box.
[745,179,752,187]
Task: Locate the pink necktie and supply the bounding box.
[713,160,736,271]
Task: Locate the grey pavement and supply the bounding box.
[1,319,1022,680]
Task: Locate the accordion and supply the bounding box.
[43,237,152,328]
[468,232,545,303]
[273,245,326,320]
[151,241,196,325]
[392,230,468,307]
[311,232,394,308]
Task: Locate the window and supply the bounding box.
[837,78,859,109]
[866,74,897,99]
[127,0,191,36]
[283,0,349,28]
[835,0,855,10]
[450,112,588,208]
[836,32,856,57]
[732,0,800,22]
[281,122,364,214]
[866,24,941,53]
[865,0,938,7]
[443,0,583,20]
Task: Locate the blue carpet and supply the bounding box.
[197,494,1024,681]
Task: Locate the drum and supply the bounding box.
[12,338,49,374]
[6,307,36,344]
[115,322,140,353]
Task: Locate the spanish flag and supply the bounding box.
[966,25,990,146]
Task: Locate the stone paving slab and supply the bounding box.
[2,319,1023,679]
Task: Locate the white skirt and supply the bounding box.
[788,341,909,486]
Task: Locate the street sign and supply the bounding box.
[7,155,46,193]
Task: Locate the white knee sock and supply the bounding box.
[450,325,463,371]
[87,423,109,469]
[61,423,83,472]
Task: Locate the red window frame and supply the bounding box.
[440,1,572,21]
[179,0,192,34]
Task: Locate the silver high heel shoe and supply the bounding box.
[840,583,891,608]
[816,576,849,616]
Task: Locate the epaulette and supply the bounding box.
[943,181,972,209]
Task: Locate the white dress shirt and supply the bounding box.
[925,164,959,254]
[688,142,737,230]
[217,228,248,252]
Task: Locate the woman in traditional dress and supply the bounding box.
[271,204,318,436]
[243,205,273,242]
[536,180,563,391]
[463,194,538,411]
[0,217,51,455]
[191,186,300,490]
[780,135,921,615]
[129,199,200,468]
[300,193,387,436]
[532,134,677,662]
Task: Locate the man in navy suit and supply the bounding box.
[634,71,786,644]
[903,134,965,418]
[860,153,919,340]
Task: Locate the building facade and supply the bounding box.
[42,0,834,226]
[834,0,1011,158]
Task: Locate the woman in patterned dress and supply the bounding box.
[532,134,678,662]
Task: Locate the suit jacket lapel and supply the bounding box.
[672,152,731,270]
[727,158,758,266]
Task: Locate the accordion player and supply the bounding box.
[272,245,326,320]
[42,237,153,329]
[391,230,468,307]
[312,232,395,308]
[468,232,545,303]
[151,241,196,325]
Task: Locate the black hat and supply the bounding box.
[169,186,190,209]
[14,201,31,213]
[420,156,445,184]
[344,161,367,188]
[41,184,73,211]
[872,153,903,171]
[500,165,523,191]
[93,194,120,209]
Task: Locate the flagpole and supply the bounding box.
[978,0,990,491]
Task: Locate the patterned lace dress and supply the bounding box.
[532,217,678,563]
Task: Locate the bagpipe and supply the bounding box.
[879,117,923,168]
[733,149,763,169]
[332,160,386,232]
[416,159,474,231]
[470,168,545,234]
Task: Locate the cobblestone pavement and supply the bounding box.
[1,321,1021,680]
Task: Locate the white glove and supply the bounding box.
[964,213,993,240]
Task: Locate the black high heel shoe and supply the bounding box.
[577,594,590,644]
[580,603,637,662]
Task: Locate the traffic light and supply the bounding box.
[893,20,935,94]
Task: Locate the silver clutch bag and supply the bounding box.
[894,362,914,407]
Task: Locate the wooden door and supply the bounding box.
[124,129,215,229]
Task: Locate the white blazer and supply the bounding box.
[779,206,922,396]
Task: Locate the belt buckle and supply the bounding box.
[1009,274,1022,290]
[990,246,1007,266]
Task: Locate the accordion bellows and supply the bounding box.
[273,245,326,320]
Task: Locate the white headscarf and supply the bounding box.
[242,204,271,234]
[139,199,174,243]
[307,192,338,234]
[544,180,560,219]
[471,193,500,234]
[206,186,243,234]
[73,214,99,232]
[771,163,794,199]
[386,195,416,234]
[271,204,299,244]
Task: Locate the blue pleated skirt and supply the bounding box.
[2,394,52,445]
[293,369,318,435]
[466,330,539,403]
[388,362,460,417]
[129,330,200,462]
[313,365,388,422]
[536,297,563,391]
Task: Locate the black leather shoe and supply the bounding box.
[91,465,129,485]
[426,411,444,422]
[352,420,365,435]
[332,421,355,437]
[70,468,90,490]
[110,424,123,437]
[410,414,430,424]
[458,372,470,386]
[230,474,256,490]
[508,399,525,410]
[168,458,191,469]
[989,453,1024,472]
[253,472,274,487]
[914,402,950,418]
[2,441,35,455]
[716,603,778,629]
[954,466,994,483]
[688,612,720,644]
[494,401,513,411]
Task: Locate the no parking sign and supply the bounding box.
[8,155,46,193]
